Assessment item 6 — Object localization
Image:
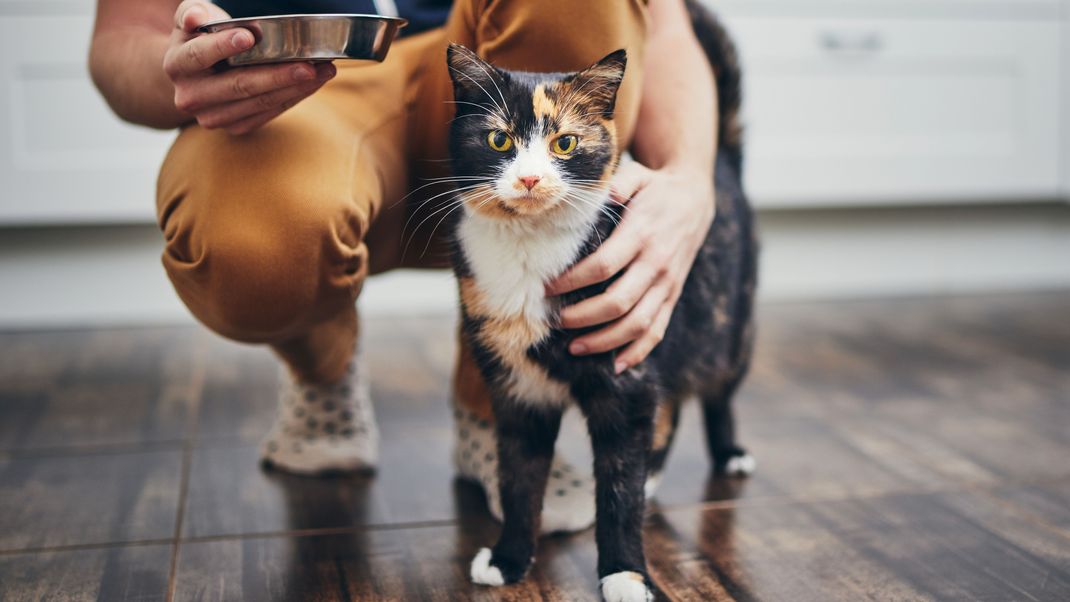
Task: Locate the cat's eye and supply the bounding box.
[551,134,579,155]
[487,130,513,152]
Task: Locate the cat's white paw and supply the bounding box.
[600,572,653,602]
[469,548,505,586]
[724,453,756,476]
[644,473,662,499]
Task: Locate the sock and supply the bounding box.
[260,347,378,474]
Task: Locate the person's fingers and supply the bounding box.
[612,299,675,373]
[175,0,231,34]
[546,224,644,295]
[608,160,651,205]
[175,62,327,113]
[165,28,254,78]
[568,279,671,356]
[196,73,328,129]
[559,259,660,329]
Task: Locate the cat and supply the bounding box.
[444,3,756,600]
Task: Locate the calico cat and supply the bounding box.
[445,4,756,600]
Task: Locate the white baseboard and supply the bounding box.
[1,203,1068,330]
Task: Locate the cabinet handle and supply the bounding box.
[819,30,884,53]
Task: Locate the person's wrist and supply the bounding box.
[660,159,716,227]
[660,156,714,183]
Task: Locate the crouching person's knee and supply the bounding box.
[161,192,369,344]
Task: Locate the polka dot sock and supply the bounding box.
[260,348,378,474]
[453,405,596,534]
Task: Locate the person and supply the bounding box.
[89,0,718,532]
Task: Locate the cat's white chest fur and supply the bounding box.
[458,201,604,405]
[460,212,592,325]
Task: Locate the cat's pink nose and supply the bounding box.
[519,176,541,190]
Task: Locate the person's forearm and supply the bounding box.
[631,0,716,176]
[89,25,188,129]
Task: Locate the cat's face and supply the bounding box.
[447,45,626,220]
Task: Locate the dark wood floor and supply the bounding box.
[1,292,1068,601]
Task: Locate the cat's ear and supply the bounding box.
[446,43,505,103]
[568,49,628,118]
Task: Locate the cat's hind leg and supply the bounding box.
[702,375,755,476]
[469,401,563,586]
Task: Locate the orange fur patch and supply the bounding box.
[453,335,495,422]
[459,277,570,404]
[652,402,677,450]
[532,84,555,120]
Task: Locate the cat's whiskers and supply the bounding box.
[388,175,493,211]
[403,180,491,227]
[458,58,510,118]
[419,187,500,258]
[404,182,489,233]
[402,197,468,262]
[448,66,509,120]
[401,182,492,255]
[562,186,622,233]
[443,99,506,122]
[450,112,501,123]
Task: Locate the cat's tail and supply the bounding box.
[684,0,744,172]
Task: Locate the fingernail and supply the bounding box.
[319,63,337,80]
[614,361,628,374]
[293,65,314,81]
[570,342,588,355]
[231,30,251,50]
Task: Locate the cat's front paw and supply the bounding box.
[469,547,531,586]
[600,571,654,602]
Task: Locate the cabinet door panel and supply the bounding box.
[1062,9,1070,200]
[0,16,175,225]
[726,17,1061,207]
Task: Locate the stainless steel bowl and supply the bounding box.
[198,14,408,67]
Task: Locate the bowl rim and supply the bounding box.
[198,13,409,33]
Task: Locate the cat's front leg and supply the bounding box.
[469,400,563,586]
[583,390,658,602]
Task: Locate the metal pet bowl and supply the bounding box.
[198,14,408,67]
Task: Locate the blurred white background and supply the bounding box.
[1,0,1068,328]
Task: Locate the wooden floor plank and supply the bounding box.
[0,544,171,602]
[0,327,198,453]
[650,485,1070,602]
[0,450,183,551]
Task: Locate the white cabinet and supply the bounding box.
[1063,8,1070,199]
[723,16,1062,207]
[0,1,1066,224]
[0,14,175,225]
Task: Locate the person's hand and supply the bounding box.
[163,0,336,134]
[546,160,715,374]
